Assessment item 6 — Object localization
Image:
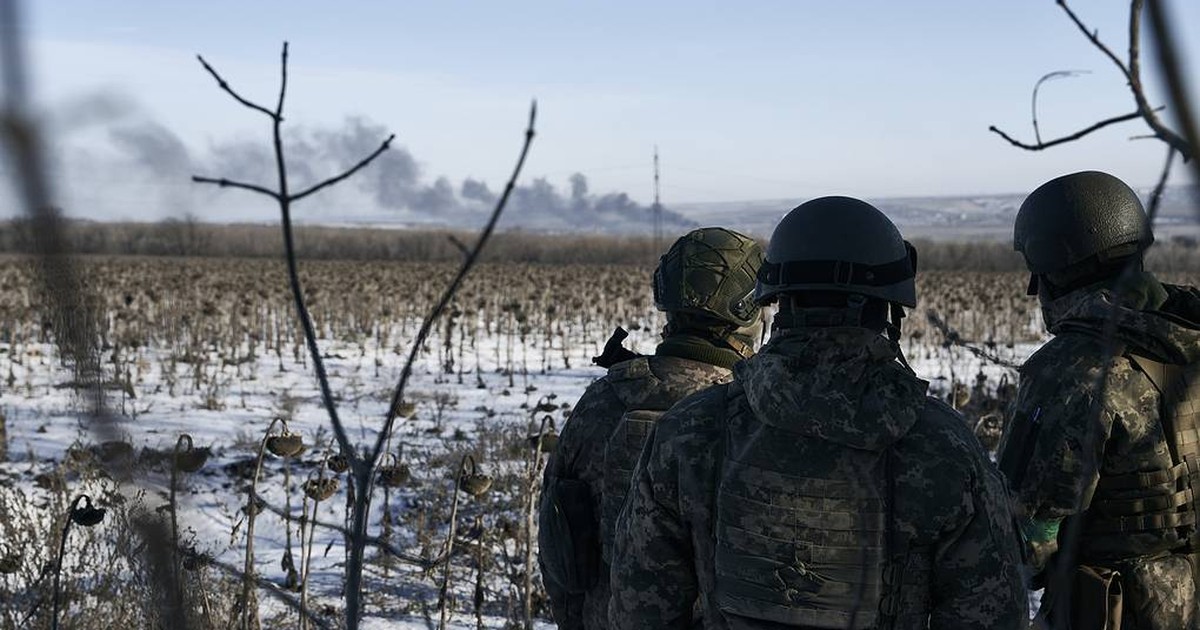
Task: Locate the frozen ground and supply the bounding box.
[0,312,1041,628]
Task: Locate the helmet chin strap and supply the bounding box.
[887,302,917,374]
[886,302,905,343]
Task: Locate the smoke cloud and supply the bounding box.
[2,90,694,233]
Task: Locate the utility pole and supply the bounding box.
[653,146,662,254]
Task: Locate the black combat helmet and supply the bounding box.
[1014,170,1152,292]
[755,196,917,307]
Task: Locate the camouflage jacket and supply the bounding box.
[539,343,735,630]
[997,278,1200,628]
[610,328,1027,629]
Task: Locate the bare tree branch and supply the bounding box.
[342,100,538,628]
[289,134,396,203]
[1056,0,1132,80]
[446,235,470,258]
[1122,0,1192,161]
[988,111,1143,151]
[925,310,1022,370]
[1147,146,1177,218]
[200,553,335,630]
[993,1,1192,161]
[255,497,447,569]
[374,101,538,462]
[1146,0,1200,172]
[1032,70,1090,145]
[196,54,278,120]
[191,175,281,199]
[275,42,288,118]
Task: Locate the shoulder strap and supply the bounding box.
[1126,353,1189,464]
[1127,353,1185,395]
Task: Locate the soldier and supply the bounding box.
[997,170,1200,629]
[538,226,765,630]
[609,197,1027,629]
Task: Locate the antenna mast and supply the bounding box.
[653,146,662,253]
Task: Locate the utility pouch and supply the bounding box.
[1071,565,1123,630]
[539,476,601,593]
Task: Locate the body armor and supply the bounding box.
[713,385,932,629]
[599,355,726,563]
[1084,353,1200,554]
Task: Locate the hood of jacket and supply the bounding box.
[735,327,929,452]
[1043,272,1200,364]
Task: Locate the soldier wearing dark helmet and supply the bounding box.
[997,170,1200,629]
[609,197,1026,629]
[538,226,765,630]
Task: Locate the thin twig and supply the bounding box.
[196,54,277,119]
[989,111,1142,151]
[925,310,1022,370]
[1055,0,1131,79]
[1032,70,1090,145]
[200,553,335,630]
[1147,146,1177,219]
[289,135,396,202]
[190,176,281,199]
[254,496,447,569]
[276,43,288,118]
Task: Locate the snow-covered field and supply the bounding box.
[0,258,1050,628]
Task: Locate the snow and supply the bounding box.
[0,301,1040,627]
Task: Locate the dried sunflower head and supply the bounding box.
[173,434,210,473]
[458,473,493,497]
[265,432,305,458]
[302,477,339,501]
[327,453,350,474]
[377,463,410,488]
[70,496,105,527]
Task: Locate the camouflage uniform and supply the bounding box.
[539,341,739,629]
[610,327,1028,629]
[997,274,1200,628]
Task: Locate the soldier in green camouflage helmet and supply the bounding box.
[998,170,1200,629]
[538,226,765,630]
[609,196,1027,629]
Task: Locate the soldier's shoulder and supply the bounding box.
[604,354,730,410]
[905,396,990,466]
[1020,331,1130,401]
[1023,331,1110,375]
[557,377,624,437]
[653,383,734,440]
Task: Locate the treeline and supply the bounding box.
[1,218,1198,271]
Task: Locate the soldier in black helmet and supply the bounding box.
[538,226,765,630]
[609,197,1026,629]
[998,170,1200,629]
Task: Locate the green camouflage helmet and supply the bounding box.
[755,196,917,307]
[1014,170,1153,282]
[653,227,765,328]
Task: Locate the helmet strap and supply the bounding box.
[887,303,918,374]
[886,303,905,343]
[772,293,886,332]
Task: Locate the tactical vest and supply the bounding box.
[1083,352,1200,553]
[713,388,931,629]
[599,357,689,564]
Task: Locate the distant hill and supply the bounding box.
[670,185,1200,241]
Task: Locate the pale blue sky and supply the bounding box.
[9,1,1200,221]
